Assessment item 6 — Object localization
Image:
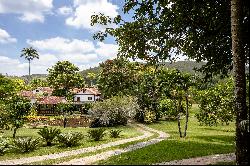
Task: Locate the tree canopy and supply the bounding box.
[47,61,85,97]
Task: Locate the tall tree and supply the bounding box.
[87,72,96,87]
[47,61,85,97]
[231,0,248,164]
[20,47,39,77]
[91,0,249,164]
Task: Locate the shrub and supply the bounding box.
[12,137,40,153]
[110,129,122,138]
[0,136,10,156]
[38,127,61,146]
[57,132,83,147]
[89,96,139,127]
[144,109,156,124]
[87,128,106,141]
[158,98,178,119]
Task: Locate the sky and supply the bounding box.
[0,0,127,76]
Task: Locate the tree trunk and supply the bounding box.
[231,0,248,164]
[28,59,31,76]
[177,98,183,137]
[13,127,18,138]
[183,94,189,137]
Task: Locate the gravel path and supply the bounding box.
[57,124,169,165]
[0,123,154,165]
[154,153,236,165]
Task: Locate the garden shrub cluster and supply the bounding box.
[90,95,139,127]
[194,78,235,126]
[87,128,106,141]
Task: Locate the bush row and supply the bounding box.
[0,127,122,155]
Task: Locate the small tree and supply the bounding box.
[5,95,32,138]
[47,61,85,98]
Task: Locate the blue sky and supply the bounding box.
[0,0,126,76]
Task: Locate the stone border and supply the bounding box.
[56,124,169,165]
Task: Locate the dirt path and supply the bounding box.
[0,123,156,165]
[57,124,169,165]
[154,153,235,165]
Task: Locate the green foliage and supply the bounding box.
[29,78,48,89]
[91,0,248,78]
[57,132,83,147]
[12,137,40,153]
[90,95,139,127]
[20,47,39,77]
[3,95,32,138]
[158,98,178,119]
[0,136,10,156]
[0,75,20,101]
[194,77,235,126]
[97,58,138,98]
[87,128,106,141]
[37,127,61,146]
[47,61,85,97]
[110,129,122,138]
[143,109,156,124]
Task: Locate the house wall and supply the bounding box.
[74,94,96,102]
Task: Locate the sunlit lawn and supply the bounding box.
[97,104,236,165]
[0,125,141,161]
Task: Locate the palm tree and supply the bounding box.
[20,47,39,77]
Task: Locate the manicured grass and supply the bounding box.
[97,104,236,165]
[0,125,141,161]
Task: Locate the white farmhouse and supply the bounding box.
[73,87,101,103]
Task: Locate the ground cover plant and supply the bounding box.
[38,127,61,146]
[0,125,141,161]
[97,105,235,165]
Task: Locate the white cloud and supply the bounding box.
[0,28,17,44]
[0,37,119,76]
[27,37,95,54]
[95,42,118,59]
[0,0,53,23]
[57,6,73,16]
[65,0,118,31]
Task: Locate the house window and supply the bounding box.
[88,97,92,100]
[76,97,80,102]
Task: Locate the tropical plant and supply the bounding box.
[20,47,39,77]
[110,129,122,138]
[0,136,10,156]
[87,128,106,141]
[12,137,40,153]
[57,132,83,147]
[38,127,61,146]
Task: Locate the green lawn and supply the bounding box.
[0,125,141,161]
[97,104,236,165]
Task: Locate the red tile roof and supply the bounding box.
[20,91,37,99]
[36,96,66,104]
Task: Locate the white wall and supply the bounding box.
[74,94,95,102]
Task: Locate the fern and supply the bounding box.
[38,127,61,146]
